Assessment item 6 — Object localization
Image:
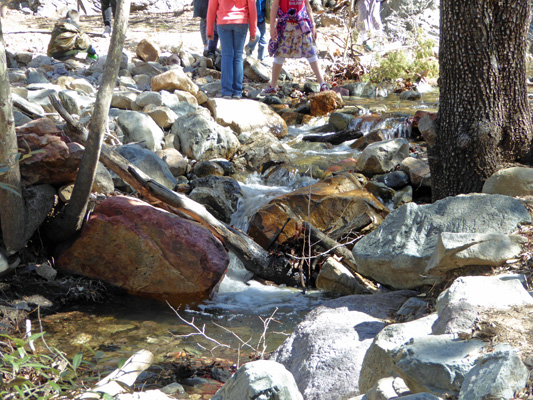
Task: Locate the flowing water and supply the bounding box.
[39,88,439,395]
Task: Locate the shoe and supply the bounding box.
[320,83,329,92]
[261,85,278,95]
[232,94,242,99]
[103,25,111,38]
[222,95,232,99]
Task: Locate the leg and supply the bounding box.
[217,24,235,96]
[200,18,208,48]
[207,24,219,53]
[257,20,267,60]
[101,0,112,26]
[232,24,248,96]
[308,58,325,85]
[270,58,284,87]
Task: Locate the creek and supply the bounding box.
[39,88,439,396]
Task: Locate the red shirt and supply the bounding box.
[206,0,257,37]
[279,0,305,14]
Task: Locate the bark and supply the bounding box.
[0,17,25,253]
[48,0,130,242]
[49,94,302,287]
[429,0,533,200]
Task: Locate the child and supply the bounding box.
[207,0,257,98]
[263,0,327,94]
[244,0,267,61]
[47,10,98,61]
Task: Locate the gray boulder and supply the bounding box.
[212,360,303,400]
[352,194,531,289]
[355,138,410,175]
[482,166,533,196]
[189,176,243,223]
[270,291,416,400]
[116,111,165,152]
[58,89,95,116]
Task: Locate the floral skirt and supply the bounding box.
[275,23,317,59]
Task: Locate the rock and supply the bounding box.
[432,274,533,335]
[243,57,270,82]
[363,376,411,400]
[393,335,486,397]
[115,389,174,400]
[365,181,395,204]
[56,196,229,304]
[35,262,57,281]
[399,157,431,188]
[316,257,370,295]
[271,291,416,400]
[151,69,199,96]
[115,144,178,190]
[189,176,243,223]
[93,162,115,195]
[399,90,421,101]
[131,61,165,77]
[17,118,83,186]
[355,138,410,175]
[329,112,353,131]
[70,78,96,95]
[172,112,239,161]
[233,130,290,173]
[212,360,303,400]
[144,105,178,129]
[351,130,386,151]
[418,114,437,148]
[352,194,531,289]
[320,14,344,27]
[116,111,165,152]
[135,91,163,108]
[458,344,528,400]
[156,148,188,177]
[359,314,438,393]
[309,90,344,117]
[174,89,199,106]
[206,98,288,138]
[191,161,225,177]
[111,91,138,110]
[482,166,533,196]
[136,39,161,62]
[11,92,45,117]
[373,171,410,189]
[248,172,388,249]
[58,89,95,116]
[281,111,304,126]
[425,233,526,276]
[27,68,49,84]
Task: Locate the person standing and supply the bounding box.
[262,0,327,94]
[206,0,257,98]
[193,0,219,57]
[101,0,117,37]
[245,0,267,61]
[356,0,383,49]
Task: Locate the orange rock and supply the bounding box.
[309,90,344,117]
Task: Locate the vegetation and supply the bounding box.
[364,32,439,84]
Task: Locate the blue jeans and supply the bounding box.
[217,24,248,97]
[247,20,267,60]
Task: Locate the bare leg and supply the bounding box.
[270,62,284,87]
[309,60,325,85]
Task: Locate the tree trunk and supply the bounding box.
[429,0,533,200]
[0,17,26,253]
[48,0,130,242]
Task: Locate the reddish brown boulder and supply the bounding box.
[16,118,83,185]
[248,172,389,249]
[309,90,344,117]
[56,196,229,305]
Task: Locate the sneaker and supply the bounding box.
[320,83,329,92]
[261,85,278,95]
[103,25,111,38]
[232,94,242,99]
[222,95,232,99]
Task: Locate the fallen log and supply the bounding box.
[49,94,301,287]
[302,128,363,145]
[302,221,379,294]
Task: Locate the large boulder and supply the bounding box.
[56,196,229,304]
[151,69,199,96]
[189,176,243,223]
[482,166,533,196]
[309,91,344,117]
[172,112,240,161]
[206,98,288,138]
[248,172,388,249]
[270,290,416,400]
[352,194,531,289]
[355,139,410,175]
[116,111,165,152]
[211,360,303,400]
[233,130,290,173]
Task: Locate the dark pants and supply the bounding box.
[101,0,117,27]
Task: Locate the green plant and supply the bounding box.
[364,31,439,84]
[0,333,95,399]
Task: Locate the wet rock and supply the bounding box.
[309,90,344,116]
[482,166,533,196]
[281,111,304,126]
[352,194,531,289]
[271,291,416,400]
[172,112,239,161]
[136,39,161,62]
[399,90,421,101]
[56,196,229,304]
[351,130,387,151]
[189,175,243,223]
[212,360,303,400]
[116,111,165,152]
[365,181,395,204]
[399,157,431,188]
[355,138,410,175]
[151,69,199,96]
[206,98,288,138]
[248,172,388,249]
[373,170,410,189]
[329,111,353,131]
[233,130,289,173]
